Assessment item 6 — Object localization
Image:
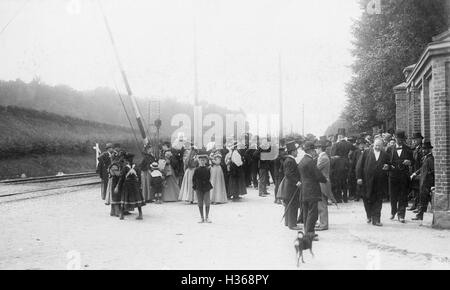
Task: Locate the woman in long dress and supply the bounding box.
[140,145,156,203]
[162,151,180,202]
[227,143,248,201]
[105,162,121,216]
[179,147,198,203]
[118,153,145,220]
[210,153,228,204]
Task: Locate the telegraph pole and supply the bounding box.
[192,0,202,148]
[302,103,305,136]
[193,4,199,106]
[278,53,284,142]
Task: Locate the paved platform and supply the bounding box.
[0,185,449,270]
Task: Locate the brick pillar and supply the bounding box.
[421,77,431,140]
[430,57,450,229]
[394,83,408,131]
[409,87,421,138]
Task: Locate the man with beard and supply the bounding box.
[356,138,390,226]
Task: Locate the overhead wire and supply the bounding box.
[0,0,30,36]
[113,82,142,154]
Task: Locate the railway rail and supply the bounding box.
[0,172,101,202]
[0,172,97,185]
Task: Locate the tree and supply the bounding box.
[342,0,448,131]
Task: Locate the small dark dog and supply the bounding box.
[294,231,315,266]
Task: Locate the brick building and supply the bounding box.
[394,29,450,229]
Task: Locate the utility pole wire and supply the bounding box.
[0,0,30,36]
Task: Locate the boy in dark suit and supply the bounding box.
[193,152,214,223]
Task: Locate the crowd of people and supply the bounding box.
[279,129,435,242]
[95,130,435,237]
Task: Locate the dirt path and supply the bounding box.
[0,185,449,270]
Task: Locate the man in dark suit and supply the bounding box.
[409,132,424,212]
[386,130,414,223]
[254,142,271,197]
[279,141,301,230]
[411,141,435,221]
[356,138,390,226]
[298,141,327,239]
[331,134,354,203]
[274,144,287,204]
[96,142,114,200]
[346,136,357,200]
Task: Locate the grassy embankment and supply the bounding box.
[0,106,139,179]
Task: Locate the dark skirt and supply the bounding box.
[228,166,247,198]
[120,179,146,211]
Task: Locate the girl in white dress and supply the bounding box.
[209,152,228,204]
[179,147,198,203]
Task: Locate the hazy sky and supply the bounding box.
[0,0,362,136]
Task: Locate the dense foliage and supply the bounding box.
[342,0,448,131]
[0,105,137,159]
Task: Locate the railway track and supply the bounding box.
[0,172,101,202]
[0,172,97,185]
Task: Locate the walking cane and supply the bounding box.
[280,187,300,223]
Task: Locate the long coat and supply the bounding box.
[356,149,390,198]
[386,145,414,193]
[96,152,112,181]
[316,152,334,200]
[298,154,327,202]
[278,156,300,201]
[416,153,435,194]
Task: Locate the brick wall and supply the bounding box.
[430,56,450,218]
[421,79,431,140]
[394,85,408,131]
[407,88,421,138]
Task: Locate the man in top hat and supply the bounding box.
[298,141,327,239]
[96,142,114,200]
[386,130,414,223]
[409,132,425,212]
[410,141,434,221]
[279,141,302,230]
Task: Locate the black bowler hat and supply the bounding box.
[422,141,433,149]
[286,141,298,153]
[412,132,424,140]
[395,130,407,140]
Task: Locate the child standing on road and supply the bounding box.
[150,162,164,204]
[192,152,213,223]
[209,152,228,204]
[117,153,145,220]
